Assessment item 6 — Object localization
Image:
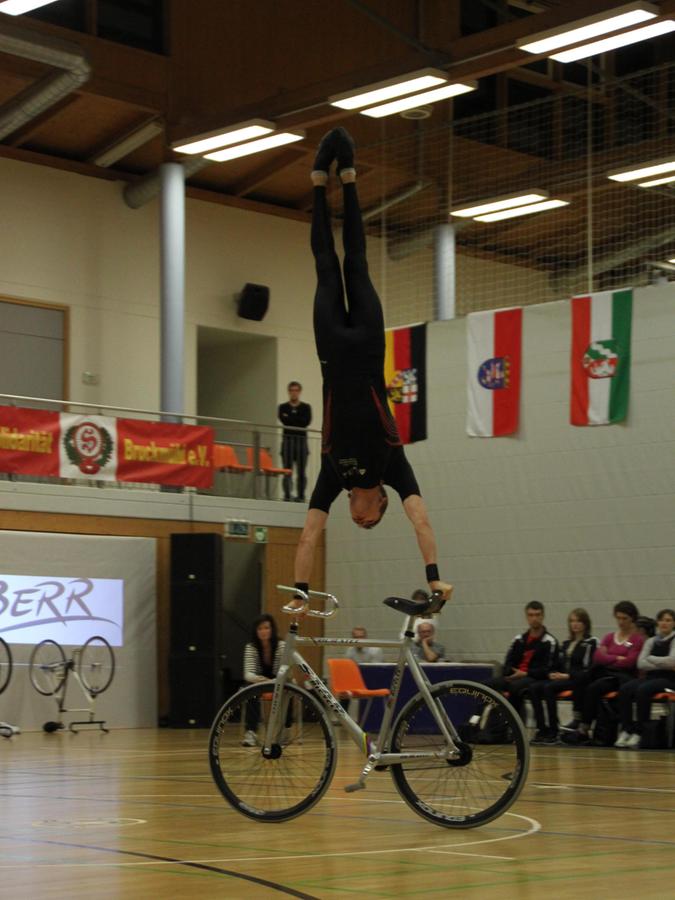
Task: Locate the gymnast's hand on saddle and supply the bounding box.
[429,581,453,601]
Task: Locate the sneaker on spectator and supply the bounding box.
[625,733,642,750]
[543,731,559,744]
[614,730,631,748]
[241,730,257,747]
[560,718,581,733]
[530,730,553,745]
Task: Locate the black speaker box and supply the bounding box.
[170,533,222,656]
[169,655,224,727]
[237,282,269,321]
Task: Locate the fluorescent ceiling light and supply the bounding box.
[93,121,163,168]
[329,69,447,110]
[638,174,675,187]
[361,81,476,118]
[0,0,61,13]
[450,191,548,218]
[173,120,275,156]
[518,3,658,55]
[551,19,675,62]
[205,130,305,162]
[608,157,675,182]
[669,258,675,264]
[475,198,569,223]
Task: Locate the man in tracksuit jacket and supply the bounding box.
[486,601,559,723]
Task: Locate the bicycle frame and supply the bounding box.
[263,617,461,773]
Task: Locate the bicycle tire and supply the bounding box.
[78,636,115,695]
[0,638,12,695]
[29,640,67,696]
[209,682,336,823]
[390,680,529,829]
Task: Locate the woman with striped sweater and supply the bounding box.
[241,614,287,747]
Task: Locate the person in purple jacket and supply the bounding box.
[562,600,644,745]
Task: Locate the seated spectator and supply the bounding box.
[345,626,383,664]
[411,621,445,662]
[615,608,675,750]
[484,601,558,724]
[636,615,656,639]
[528,608,597,744]
[241,614,289,747]
[561,600,644,745]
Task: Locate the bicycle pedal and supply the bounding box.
[344,781,365,793]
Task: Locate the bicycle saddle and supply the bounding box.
[383,593,445,616]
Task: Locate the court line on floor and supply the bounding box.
[0,813,541,869]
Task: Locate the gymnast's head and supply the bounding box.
[349,485,388,529]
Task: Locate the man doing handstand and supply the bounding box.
[294,127,452,604]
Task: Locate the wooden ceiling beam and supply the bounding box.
[231,146,307,197]
[6,94,80,147]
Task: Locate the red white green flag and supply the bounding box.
[571,289,633,426]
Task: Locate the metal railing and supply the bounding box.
[0,393,322,503]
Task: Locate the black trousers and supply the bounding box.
[311,182,384,372]
[572,668,634,726]
[527,676,585,732]
[281,434,308,500]
[618,676,675,734]
[486,675,540,721]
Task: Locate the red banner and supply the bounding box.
[0,406,214,488]
[116,418,213,488]
[0,406,60,476]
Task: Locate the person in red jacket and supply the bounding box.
[561,600,644,745]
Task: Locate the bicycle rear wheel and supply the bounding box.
[390,680,529,828]
[29,640,67,696]
[78,636,115,695]
[0,638,12,695]
[209,682,336,822]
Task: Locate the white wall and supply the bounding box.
[325,285,675,661]
[0,157,322,421]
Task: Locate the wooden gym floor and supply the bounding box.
[0,728,673,899]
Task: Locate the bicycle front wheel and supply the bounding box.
[78,636,115,695]
[390,680,529,829]
[209,682,336,823]
[0,638,12,695]
[29,640,67,696]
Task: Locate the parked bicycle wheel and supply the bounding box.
[78,636,115,695]
[0,638,12,695]
[390,680,529,828]
[29,639,67,696]
[209,682,336,823]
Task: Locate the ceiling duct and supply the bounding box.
[0,19,90,141]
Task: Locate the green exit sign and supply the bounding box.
[254,526,268,543]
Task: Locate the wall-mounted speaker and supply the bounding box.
[237,282,269,321]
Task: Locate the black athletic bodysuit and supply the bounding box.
[308,179,420,513]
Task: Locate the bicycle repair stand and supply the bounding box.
[45,659,108,734]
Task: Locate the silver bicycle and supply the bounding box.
[209,587,529,828]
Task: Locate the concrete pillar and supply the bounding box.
[159,162,185,422]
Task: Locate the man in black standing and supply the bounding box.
[278,381,312,502]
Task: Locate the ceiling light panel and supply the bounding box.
[551,19,675,63]
[518,2,658,55]
[0,0,61,13]
[475,199,569,222]
[638,174,675,187]
[173,120,275,156]
[205,131,305,162]
[329,69,448,110]
[451,192,548,218]
[608,157,675,182]
[361,81,476,118]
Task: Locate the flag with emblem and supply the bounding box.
[571,289,632,426]
[384,323,427,444]
[466,306,522,437]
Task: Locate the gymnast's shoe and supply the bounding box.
[313,128,340,173]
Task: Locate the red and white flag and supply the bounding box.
[466,307,522,437]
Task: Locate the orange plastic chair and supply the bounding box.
[213,443,253,473]
[326,658,390,727]
[246,447,291,476]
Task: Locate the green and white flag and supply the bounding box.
[570,289,633,426]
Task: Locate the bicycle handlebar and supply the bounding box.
[277,584,340,618]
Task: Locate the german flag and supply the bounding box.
[384,323,427,445]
